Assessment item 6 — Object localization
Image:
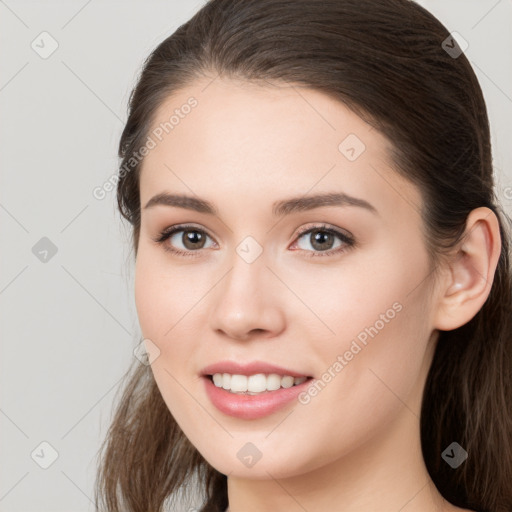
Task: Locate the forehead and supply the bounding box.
[143,77,380,166]
[138,77,421,218]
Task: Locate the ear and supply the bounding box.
[433,207,502,331]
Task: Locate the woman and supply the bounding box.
[95,0,512,511]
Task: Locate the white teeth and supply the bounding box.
[211,373,308,394]
[230,374,248,392]
[267,373,282,391]
[221,373,231,390]
[281,376,295,388]
[248,373,267,392]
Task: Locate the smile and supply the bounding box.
[210,372,309,394]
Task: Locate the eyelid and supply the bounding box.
[292,222,354,242]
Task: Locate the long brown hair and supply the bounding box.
[94,1,512,510]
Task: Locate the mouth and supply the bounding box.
[204,373,314,395]
[202,372,315,419]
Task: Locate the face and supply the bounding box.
[135,77,438,479]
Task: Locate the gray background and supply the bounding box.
[1,1,511,510]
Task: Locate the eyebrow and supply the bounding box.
[143,192,378,217]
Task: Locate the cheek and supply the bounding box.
[134,253,205,429]
[134,258,181,353]
[134,249,193,340]
[304,245,432,404]
[282,246,415,346]
[286,287,431,472]
[134,250,213,374]
[134,255,159,340]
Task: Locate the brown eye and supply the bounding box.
[292,224,355,258]
[155,225,215,256]
[180,229,207,250]
[308,229,336,251]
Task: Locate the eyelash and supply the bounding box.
[152,223,356,259]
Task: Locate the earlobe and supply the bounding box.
[433,207,501,331]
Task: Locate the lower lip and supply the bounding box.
[202,375,314,420]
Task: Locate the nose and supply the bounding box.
[209,254,286,342]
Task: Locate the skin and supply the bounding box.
[134,76,500,512]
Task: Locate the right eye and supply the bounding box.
[154,224,216,257]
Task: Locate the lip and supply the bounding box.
[200,360,311,378]
[203,374,314,420]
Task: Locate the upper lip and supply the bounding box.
[201,360,312,378]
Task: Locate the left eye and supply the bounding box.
[293,226,352,253]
